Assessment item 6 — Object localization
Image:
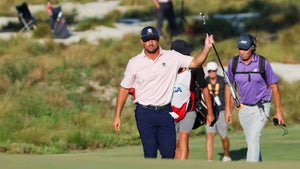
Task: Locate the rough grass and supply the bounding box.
[0,0,300,154]
[0,125,299,169]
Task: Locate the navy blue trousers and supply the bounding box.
[135,104,176,159]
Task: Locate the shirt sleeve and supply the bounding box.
[120,59,135,89]
[264,59,279,84]
[171,50,193,68]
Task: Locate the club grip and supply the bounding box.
[223,71,241,108]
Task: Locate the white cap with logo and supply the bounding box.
[206,61,218,71]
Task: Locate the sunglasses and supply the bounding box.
[208,70,217,73]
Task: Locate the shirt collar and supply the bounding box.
[141,47,164,59]
[238,53,259,63]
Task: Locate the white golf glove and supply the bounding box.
[214,96,222,106]
[169,112,179,119]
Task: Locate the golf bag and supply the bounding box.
[192,83,219,129]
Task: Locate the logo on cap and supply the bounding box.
[147,28,153,35]
[240,40,248,44]
[141,26,159,42]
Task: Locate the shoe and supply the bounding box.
[222,156,231,162]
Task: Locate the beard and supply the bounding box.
[145,45,159,54]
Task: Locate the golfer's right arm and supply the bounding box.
[152,0,160,9]
[224,84,235,124]
[113,86,129,131]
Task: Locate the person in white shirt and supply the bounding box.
[112,26,215,159]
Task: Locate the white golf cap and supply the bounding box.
[206,61,218,71]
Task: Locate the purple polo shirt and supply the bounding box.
[227,54,279,105]
[121,48,193,106]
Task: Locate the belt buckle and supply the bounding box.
[151,104,168,111]
[150,105,160,111]
[137,103,170,111]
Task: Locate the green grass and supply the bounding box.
[0,125,299,169]
[0,0,300,154]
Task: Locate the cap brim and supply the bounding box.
[237,44,251,50]
[141,35,159,42]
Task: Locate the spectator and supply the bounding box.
[152,0,177,37]
[205,61,231,162]
[52,12,71,39]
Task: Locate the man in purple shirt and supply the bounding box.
[224,34,285,162]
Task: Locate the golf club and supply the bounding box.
[199,12,243,109]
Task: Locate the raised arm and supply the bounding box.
[189,34,214,68]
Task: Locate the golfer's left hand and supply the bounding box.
[205,34,214,48]
[274,112,285,125]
